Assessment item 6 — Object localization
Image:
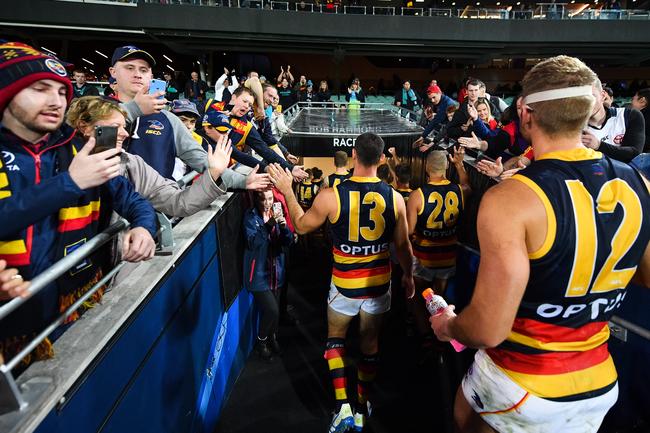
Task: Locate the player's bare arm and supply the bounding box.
[436,180,540,347]
[392,191,415,299]
[268,163,335,235]
[405,187,423,236]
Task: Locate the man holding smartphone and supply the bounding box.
[109,46,193,179]
[0,42,158,369]
[110,45,257,191]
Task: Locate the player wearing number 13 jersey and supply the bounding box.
[267,133,415,433]
[429,56,650,433]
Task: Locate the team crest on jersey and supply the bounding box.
[591,164,605,176]
[1,151,19,172]
[614,134,625,145]
[45,58,68,77]
[147,120,164,130]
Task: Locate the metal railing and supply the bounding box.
[0,219,128,415]
[344,5,365,14]
[0,166,211,417]
[401,7,424,16]
[428,8,452,17]
[318,4,338,13]
[372,6,395,15]
[134,0,650,20]
[271,1,288,10]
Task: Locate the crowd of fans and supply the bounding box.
[1,40,649,433]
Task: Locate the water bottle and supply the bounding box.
[422,288,465,352]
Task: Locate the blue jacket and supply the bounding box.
[422,94,457,138]
[242,207,293,292]
[0,125,157,340]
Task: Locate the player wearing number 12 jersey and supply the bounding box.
[268,133,414,433]
[430,56,650,433]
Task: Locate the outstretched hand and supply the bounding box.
[267,163,294,196]
[457,132,483,150]
[476,156,503,178]
[448,145,465,166]
[207,134,233,181]
[245,165,272,191]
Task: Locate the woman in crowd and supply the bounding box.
[315,80,331,105]
[243,190,293,361]
[474,97,499,131]
[66,96,268,218]
[345,78,366,104]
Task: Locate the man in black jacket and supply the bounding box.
[446,79,483,139]
[72,69,99,98]
[184,71,208,105]
[583,79,645,163]
[631,87,650,153]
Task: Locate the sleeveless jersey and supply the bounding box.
[328,171,351,189]
[487,147,650,401]
[412,180,464,269]
[330,177,397,298]
[297,180,318,209]
[396,187,412,202]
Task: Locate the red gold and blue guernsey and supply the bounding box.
[487,148,650,402]
[412,180,464,269]
[329,177,398,299]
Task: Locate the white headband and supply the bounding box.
[523,85,593,105]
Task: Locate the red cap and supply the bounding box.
[427,85,442,95]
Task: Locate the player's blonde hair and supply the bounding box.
[521,55,597,138]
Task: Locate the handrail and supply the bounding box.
[0,219,129,322]
[611,315,650,341]
[1,262,126,373]
[372,6,395,15]
[176,170,200,188]
[136,1,650,20]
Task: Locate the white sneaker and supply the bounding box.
[353,412,365,432]
[353,401,372,432]
[329,403,354,433]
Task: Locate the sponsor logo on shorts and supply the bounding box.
[471,390,484,410]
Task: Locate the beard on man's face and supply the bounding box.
[8,102,63,134]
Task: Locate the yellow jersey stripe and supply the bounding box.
[332,273,391,289]
[0,239,27,255]
[511,175,557,260]
[333,251,389,264]
[59,200,101,220]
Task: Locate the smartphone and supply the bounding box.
[149,78,166,99]
[272,202,283,218]
[93,126,118,154]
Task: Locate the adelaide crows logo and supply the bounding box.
[147,120,164,130]
[45,58,68,77]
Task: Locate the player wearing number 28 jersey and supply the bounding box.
[429,56,650,433]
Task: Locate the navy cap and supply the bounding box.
[111,45,156,67]
[171,99,199,118]
[108,76,116,84]
[202,109,233,132]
